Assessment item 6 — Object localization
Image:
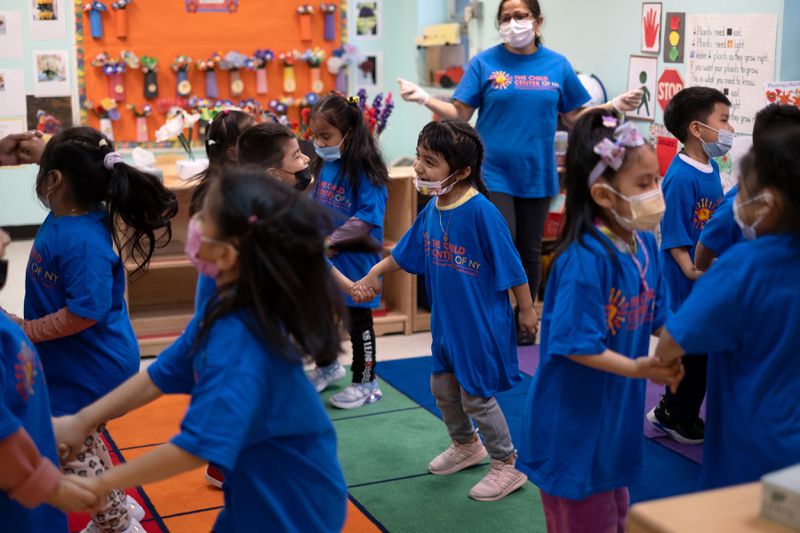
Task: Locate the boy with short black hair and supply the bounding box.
[648,86,731,444]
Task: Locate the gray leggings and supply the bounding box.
[430,373,515,461]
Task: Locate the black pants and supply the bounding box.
[663,354,707,423]
[489,192,551,302]
[348,306,376,383]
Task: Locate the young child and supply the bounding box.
[0,229,97,532]
[695,104,800,270]
[23,127,176,532]
[53,167,349,532]
[656,125,800,489]
[190,109,256,314]
[520,111,682,532]
[355,120,535,502]
[308,93,389,408]
[650,87,731,444]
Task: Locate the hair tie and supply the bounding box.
[98,138,109,148]
[207,139,217,146]
[247,214,258,224]
[347,96,360,107]
[587,122,645,185]
[103,151,124,170]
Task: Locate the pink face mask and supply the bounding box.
[185,216,223,279]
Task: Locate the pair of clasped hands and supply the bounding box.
[350,270,381,304]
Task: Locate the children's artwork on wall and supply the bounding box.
[355,52,381,89]
[185,0,238,14]
[0,11,24,59]
[33,50,71,97]
[0,69,26,117]
[31,0,67,40]
[26,96,73,132]
[355,0,379,38]
[626,55,657,122]
[641,3,661,54]
[663,12,685,63]
[764,81,800,108]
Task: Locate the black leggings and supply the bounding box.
[348,306,376,383]
[489,192,551,302]
[662,354,707,423]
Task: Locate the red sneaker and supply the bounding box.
[205,464,224,488]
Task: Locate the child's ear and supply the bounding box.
[217,243,239,273]
[457,166,472,181]
[590,182,615,209]
[687,121,703,141]
[225,145,238,162]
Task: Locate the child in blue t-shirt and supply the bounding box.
[308,93,389,409]
[650,87,730,445]
[656,126,800,490]
[355,120,536,502]
[0,230,96,532]
[52,168,348,532]
[520,111,681,532]
[695,104,800,271]
[22,127,177,532]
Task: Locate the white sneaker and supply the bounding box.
[125,495,146,521]
[81,517,146,533]
[310,361,346,392]
[329,381,382,409]
[428,437,488,475]
[468,459,528,502]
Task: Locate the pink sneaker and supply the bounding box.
[428,438,488,475]
[468,459,528,501]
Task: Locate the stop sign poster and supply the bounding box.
[658,69,684,112]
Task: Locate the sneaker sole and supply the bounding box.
[126,495,146,521]
[205,472,224,489]
[469,472,528,502]
[429,446,488,475]
[314,368,347,393]
[330,390,383,409]
[646,407,704,445]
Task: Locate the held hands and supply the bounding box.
[397,78,430,106]
[351,271,382,304]
[632,356,685,393]
[0,131,44,167]
[46,475,100,513]
[52,414,93,462]
[611,89,644,113]
[518,306,540,337]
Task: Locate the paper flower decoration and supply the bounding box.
[320,3,337,41]
[128,103,153,142]
[196,52,222,99]
[140,55,159,99]
[355,89,394,137]
[328,45,356,94]
[279,51,300,93]
[238,98,262,116]
[110,0,132,39]
[84,2,107,39]
[219,51,251,97]
[86,98,120,140]
[252,49,274,95]
[93,52,137,103]
[156,108,201,159]
[297,5,314,41]
[302,48,327,93]
[172,55,193,97]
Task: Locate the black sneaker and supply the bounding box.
[647,398,705,444]
[515,307,534,346]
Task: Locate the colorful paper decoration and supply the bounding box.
[328,46,355,94]
[196,53,222,99]
[302,48,327,93]
[128,103,153,142]
[172,55,193,97]
[35,110,63,134]
[219,51,251,97]
[84,2,107,39]
[320,3,337,41]
[34,0,57,21]
[86,98,121,140]
[297,5,314,42]
[140,56,159,100]
[356,88,394,137]
[663,12,685,63]
[252,49,274,95]
[92,51,138,103]
[280,51,299,93]
[111,0,132,39]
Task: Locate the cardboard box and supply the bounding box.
[762,464,800,530]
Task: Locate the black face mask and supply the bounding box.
[293,166,313,191]
[0,260,7,291]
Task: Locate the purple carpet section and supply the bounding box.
[517,344,704,464]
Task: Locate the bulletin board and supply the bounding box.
[75,0,347,146]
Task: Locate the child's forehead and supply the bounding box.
[417,143,444,159]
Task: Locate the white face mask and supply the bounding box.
[732,191,771,240]
[499,19,536,49]
[414,172,459,196]
[697,122,734,159]
[602,185,666,232]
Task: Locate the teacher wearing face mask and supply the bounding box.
[399,0,642,345]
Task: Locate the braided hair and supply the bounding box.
[36,127,177,277]
[416,119,489,196]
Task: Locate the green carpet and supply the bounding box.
[319,370,546,531]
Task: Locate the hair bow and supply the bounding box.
[588,121,645,185]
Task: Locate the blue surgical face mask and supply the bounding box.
[697,122,734,159]
[314,138,344,162]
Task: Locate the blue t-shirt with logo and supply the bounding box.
[698,185,742,258]
[392,191,527,397]
[312,160,387,308]
[666,234,800,489]
[148,308,347,533]
[660,155,723,311]
[24,211,139,415]
[0,313,67,533]
[454,45,590,199]
[520,230,668,500]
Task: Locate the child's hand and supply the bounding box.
[353,271,381,303]
[351,284,377,304]
[518,306,540,336]
[632,356,685,393]
[47,475,100,513]
[52,414,92,462]
[686,268,704,281]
